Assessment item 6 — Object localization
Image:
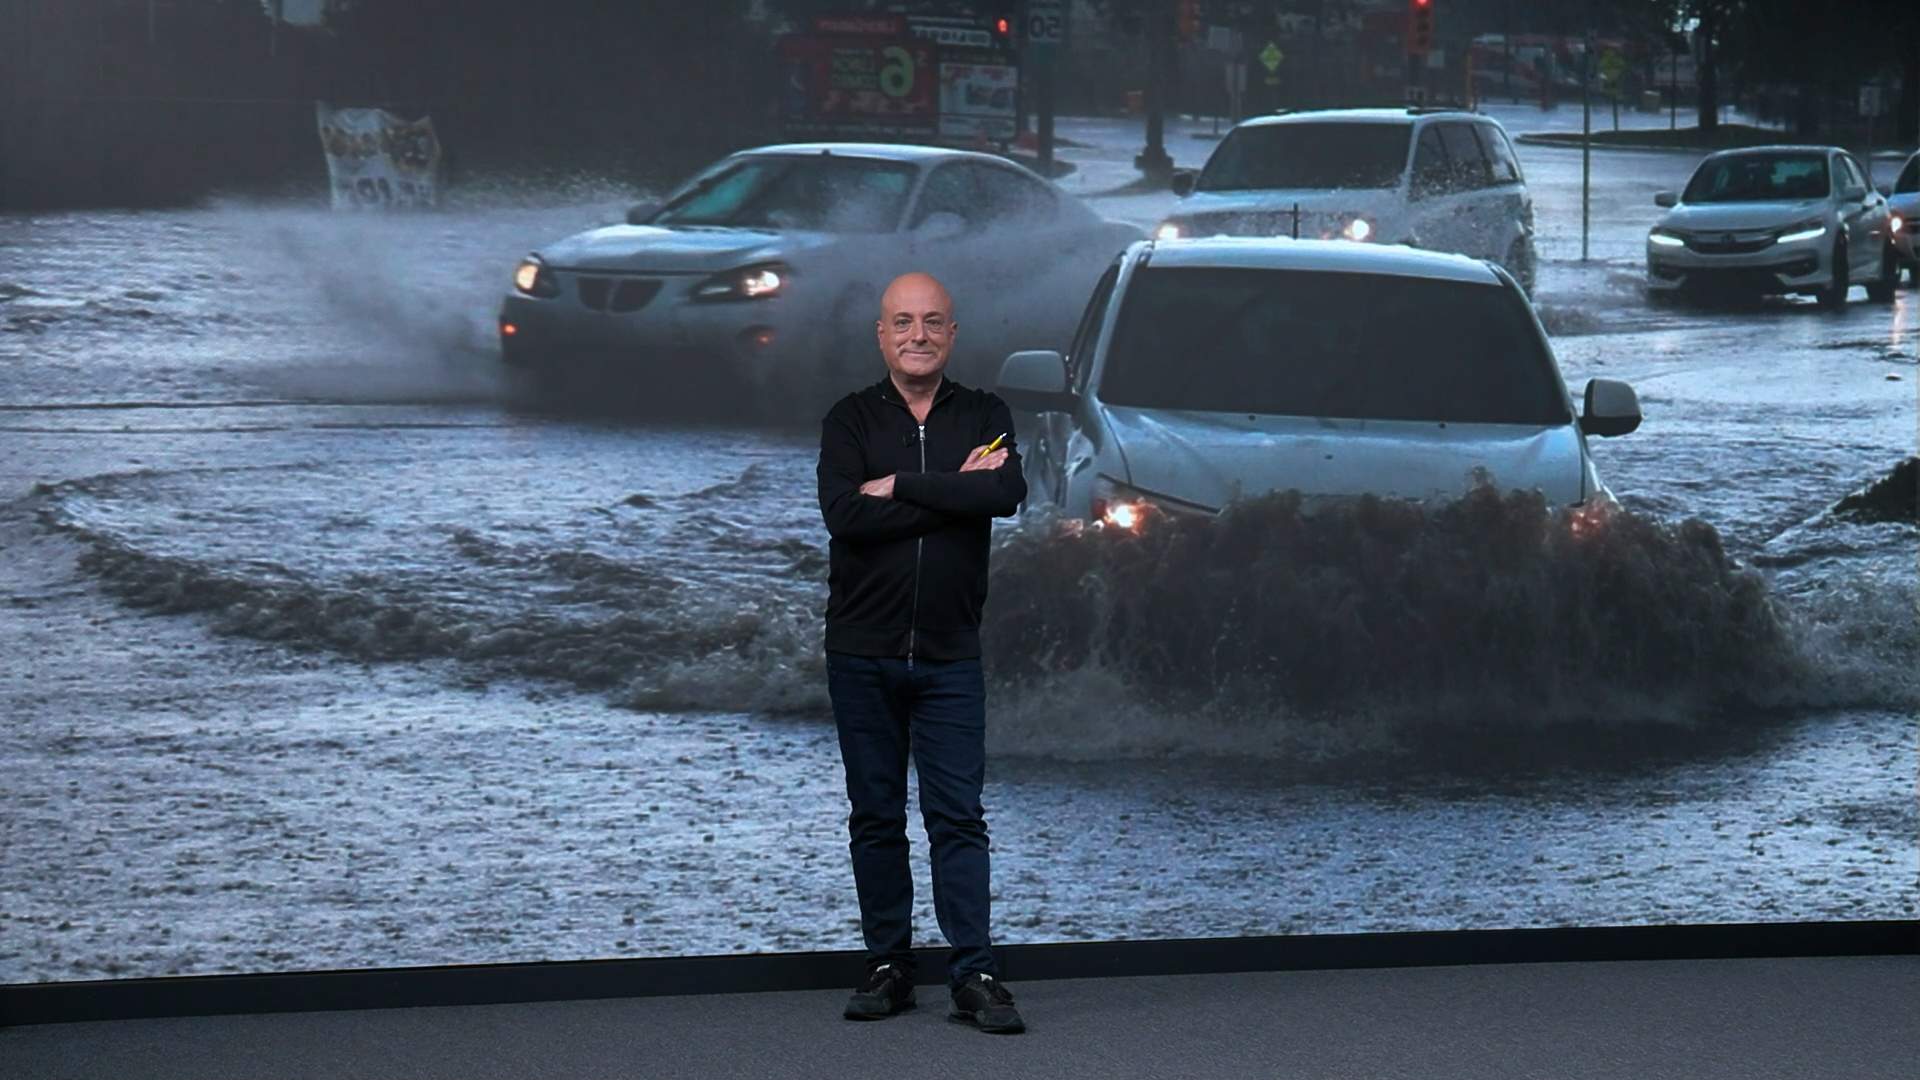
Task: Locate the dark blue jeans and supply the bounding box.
[825,651,998,989]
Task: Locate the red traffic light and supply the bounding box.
[995,16,1010,35]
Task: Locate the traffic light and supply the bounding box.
[1408,0,1434,56]
[990,11,1012,42]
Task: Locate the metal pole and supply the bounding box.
[1038,50,1055,175]
[1503,0,1513,101]
[1581,34,1591,262]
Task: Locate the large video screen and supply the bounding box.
[3,2,1914,986]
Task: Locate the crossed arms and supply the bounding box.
[817,399,1028,544]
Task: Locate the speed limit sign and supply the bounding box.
[1025,0,1065,47]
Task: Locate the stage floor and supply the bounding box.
[3,955,1916,1079]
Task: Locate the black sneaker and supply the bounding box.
[844,962,915,1020]
[948,972,1025,1034]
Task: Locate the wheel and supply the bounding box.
[1866,246,1898,303]
[1506,238,1537,298]
[1817,239,1849,309]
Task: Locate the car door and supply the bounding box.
[1474,122,1531,259]
[968,163,1091,357]
[1408,124,1475,256]
[1029,260,1121,506]
[908,160,1088,379]
[1836,153,1887,277]
[1437,121,1499,259]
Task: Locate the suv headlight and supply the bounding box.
[1775,218,1826,244]
[1088,474,1214,531]
[1647,227,1687,248]
[513,254,560,298]
[1342,217,1374,242]
[1155,221,1183,241]
[693,262,790,302]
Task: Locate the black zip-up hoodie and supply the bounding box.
[817,375,1026,660]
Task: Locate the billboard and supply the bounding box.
[315,103,442,210]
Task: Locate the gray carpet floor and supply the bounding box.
[3,955,1915,1079]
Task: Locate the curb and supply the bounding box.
[1515,133,1720,155]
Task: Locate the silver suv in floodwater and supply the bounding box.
[995,238,1640,527]
[1646,145,1899,306]
[1157,108,1538,294]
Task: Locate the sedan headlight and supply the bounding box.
[1155,222,1183,241]
[1892,214,1905,235]
[693,262,789,302]
[1647,227,1687,248]
[1342,217,1374,242]
[1775,219,1827,245]
[1088,474,1213,531]
[513,254,559,298]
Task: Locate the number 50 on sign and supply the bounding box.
[1026,1,1065,46]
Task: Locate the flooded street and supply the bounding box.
[2,114,1915,983]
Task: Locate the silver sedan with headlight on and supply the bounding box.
[1885,149,1919,286]
[497,143,1142,410]
[1646,145,1899,307]
[996,237,1640,530]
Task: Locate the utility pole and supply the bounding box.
[1670,49,1677,130]
[1581,4,1592,263]
[1135,0,1174,183]
[1503,0,1512,101]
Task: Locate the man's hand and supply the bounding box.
[960,445,1009,473]
[859,474,896,499]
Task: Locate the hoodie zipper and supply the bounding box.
[908,422,925,669]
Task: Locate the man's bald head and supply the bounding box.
[879,272,954,321]
[876,272,957,386]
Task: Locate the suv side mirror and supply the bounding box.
[1170,170,1197,197]
[625,202,659,225]
[1654,191,1677,208]
[996,350,1076,414]
[1581,378,1642,437]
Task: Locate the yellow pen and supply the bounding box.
[985,432,1008,452]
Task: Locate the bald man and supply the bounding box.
[815,272,1027,1034]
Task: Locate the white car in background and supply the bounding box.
[1156,108,1538,294]
[497,143,1141,408]
[1885,149,1919,285]
[1646,145,1899,306]
[995,238,1639,526]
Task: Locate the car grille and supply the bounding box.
[1684,231,1776,255]
[573,275,662,314]
[1189,210,1339,239]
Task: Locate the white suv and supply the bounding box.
[1157,108,1538,294]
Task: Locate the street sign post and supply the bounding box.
[1259,40,1283,87]
[1025,0,1066,173]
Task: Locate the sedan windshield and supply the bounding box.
[1197,123,1411,191]
[651,157,915,232]
[1896,155,1919,195]
[1098,267,1570,425]
[1682,154,1830,203]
